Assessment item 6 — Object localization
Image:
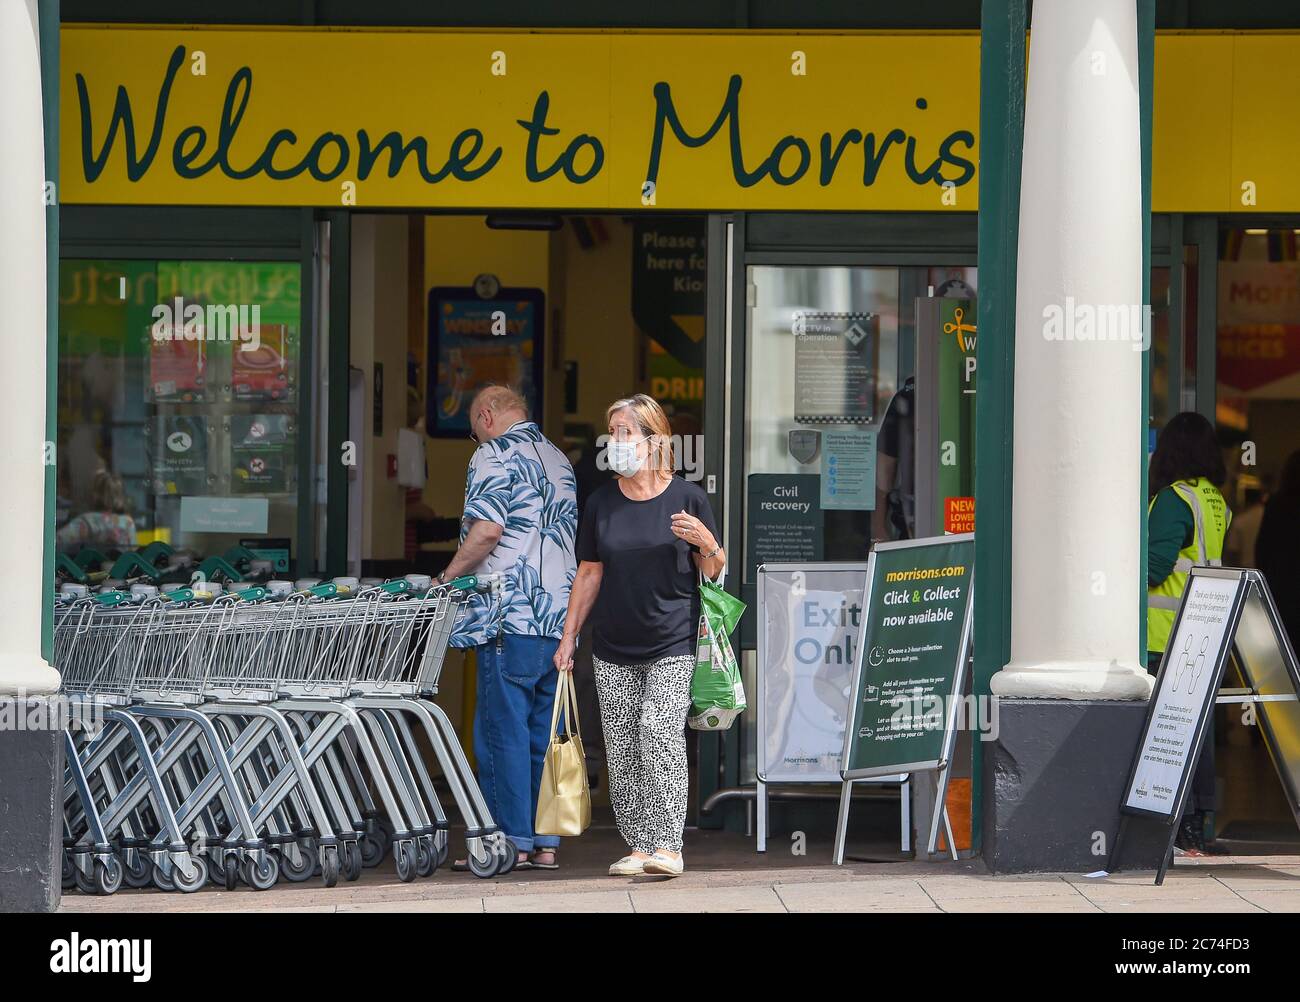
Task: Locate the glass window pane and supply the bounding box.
[744,265,899,584]
[58,259,303,576]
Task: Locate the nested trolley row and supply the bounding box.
[56,573,520,894]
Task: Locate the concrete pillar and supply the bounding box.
[0,0,63,913]
[990,0,1152,702]
[0,0,59,698]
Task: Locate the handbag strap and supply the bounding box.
[549,670,569,740]
[545,671,584,797]
[548,669,584,743]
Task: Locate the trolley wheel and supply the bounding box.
[467,843,500,879]
[360,830,387,868]
[94,857,124,896]
[320,846,340,888]
[415,837,436,877]
[244,854,280,891]
[435,832,449,868]
[495,836,518,875]
[394,841,417,883]
[280,840,317,882]
[223,855,239,891]
[152,864,175,892]
[73,861,97,895]
[171,856,209,894]
[61,853,75,891]
[343,841,363,882]
[123,852,153,889]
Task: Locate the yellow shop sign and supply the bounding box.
[62,28,980,211]
[60,28,1300,212]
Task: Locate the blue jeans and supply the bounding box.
[474,633,561,853]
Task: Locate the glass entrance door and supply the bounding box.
[735,261,977,788]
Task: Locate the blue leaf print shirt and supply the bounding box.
[450,421,578,648]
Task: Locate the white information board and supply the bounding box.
[1125,572,1242,815]
[1114,567,1300,884]
[757,563,869,783]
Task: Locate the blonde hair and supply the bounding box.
[606,393,674,479]
[91,469,128,514]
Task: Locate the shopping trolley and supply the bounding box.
[57,588,210,894]
[340,576,519,877]
[58,570,519,893]
[256,574,516,880]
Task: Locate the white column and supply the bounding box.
[0,0,60,696]
[990,0,1152,701]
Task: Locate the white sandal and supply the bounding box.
[608,855,647,876]
[641,851,684,876]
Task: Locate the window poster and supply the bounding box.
[232,323,297,403]
[746,474,824,582]
[147,326,206,403]
[230,413,293,494]
[793,312,877,424]
[150,415,209,495]
[426,286,545,438]
[820,429,876,511]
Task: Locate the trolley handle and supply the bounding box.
[234,585,269,602]
[452,573,503,592]
[93,590,130,607]
[161,587,215,603]
[305,582,339,598]
[381,579,412,595]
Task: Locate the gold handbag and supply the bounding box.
[535,670,591,836]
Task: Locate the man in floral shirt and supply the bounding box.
[441,386,577,870]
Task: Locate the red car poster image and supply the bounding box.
[232,324,296,402]
[148,327,206,402]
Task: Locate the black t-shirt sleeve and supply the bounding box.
[576,486,601,562]
[680,482,719,548]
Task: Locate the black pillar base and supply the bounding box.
[982,698,1170,873]
[0,698,64,912]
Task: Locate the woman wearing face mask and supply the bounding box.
[553,394,724,878]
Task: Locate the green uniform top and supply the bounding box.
[1146,478,1231,658]
[1147,486,1195,589]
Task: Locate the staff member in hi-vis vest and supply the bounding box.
[1146,412,1232,856]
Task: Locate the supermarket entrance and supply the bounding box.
[346,210,720,830]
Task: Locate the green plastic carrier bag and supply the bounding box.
[688,575,748,731]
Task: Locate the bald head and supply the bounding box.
[469,385,529,443]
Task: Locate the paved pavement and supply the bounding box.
[57,845,1300,914]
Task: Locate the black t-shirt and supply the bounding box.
[576,476,719,664]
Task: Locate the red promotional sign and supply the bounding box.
[1217,262,1300,392]
[945,496,975,534]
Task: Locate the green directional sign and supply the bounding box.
[842,534,975,779]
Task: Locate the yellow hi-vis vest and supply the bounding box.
[1147,477,1232,654]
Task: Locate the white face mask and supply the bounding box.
[607,436,646,477]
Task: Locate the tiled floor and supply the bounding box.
[55,823,1300,913]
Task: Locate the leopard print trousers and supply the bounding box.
[592,652,695,855]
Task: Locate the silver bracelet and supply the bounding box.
[700,544,722,560]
